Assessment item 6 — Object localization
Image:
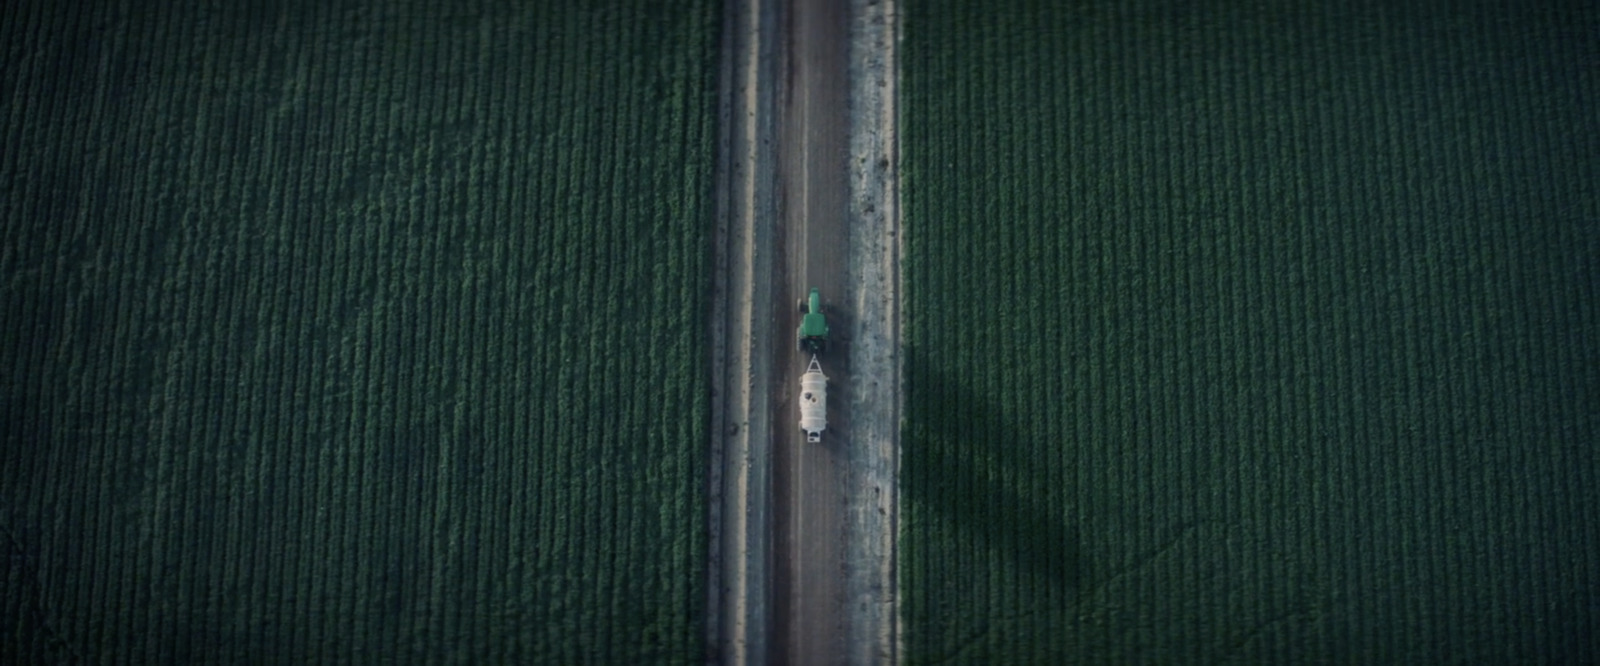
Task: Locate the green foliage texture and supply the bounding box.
[901,0,1599,662]
[0,0,718,662]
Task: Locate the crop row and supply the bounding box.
[0,0,719,662]
[900,1,1599,662]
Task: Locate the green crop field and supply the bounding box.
[901,1,1598,662]
[1,1,718,662]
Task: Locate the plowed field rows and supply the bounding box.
[901,1,1599,662]
[1,1,718,661]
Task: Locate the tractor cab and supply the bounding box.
[796,287,829,354]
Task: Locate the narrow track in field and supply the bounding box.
[711,0,900,663]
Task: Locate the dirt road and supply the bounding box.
[770,0,852,661]
[711,0,899,663]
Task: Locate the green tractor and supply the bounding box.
[796,287,830,354]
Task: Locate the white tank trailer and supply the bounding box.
[799,356,828,442]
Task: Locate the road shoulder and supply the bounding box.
[709,0,779,663]
[842,0,902,662]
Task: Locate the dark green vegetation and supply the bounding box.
[1,1,717,661]
[901,1,1598,662]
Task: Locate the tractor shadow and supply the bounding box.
[820,300,852,358]
[900,350,1082,601]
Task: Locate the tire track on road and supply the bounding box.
[710,0,779,662]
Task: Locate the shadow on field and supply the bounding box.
[901,350,1081,601]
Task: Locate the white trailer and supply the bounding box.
[799,356,828,442]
